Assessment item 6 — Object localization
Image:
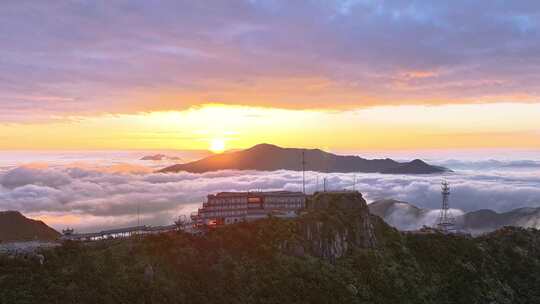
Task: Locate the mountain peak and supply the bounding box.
[0,210,23,216]
[381,158,447,174]
[0,210,60,242]
[248,143,281,151]
[159,143,447,174]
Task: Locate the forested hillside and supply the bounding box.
[1,193,540,304]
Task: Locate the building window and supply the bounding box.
[248,197,261,203]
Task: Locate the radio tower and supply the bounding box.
[437,180,455,233]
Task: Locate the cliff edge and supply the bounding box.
[299,191,377,261]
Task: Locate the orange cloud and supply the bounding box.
[21,162,50,169]
[398,70,439,79]
[30,213,82,226]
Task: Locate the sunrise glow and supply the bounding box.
[210,138,226,153]
[0,103,539,151]
[0,1,539,152]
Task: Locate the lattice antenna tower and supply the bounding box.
[437,180,455,233]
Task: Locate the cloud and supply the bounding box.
[1,158,540,232]
[0,166,311,232]
[380,204,465,231]
[2,1,540,120]
[1,167,72,189]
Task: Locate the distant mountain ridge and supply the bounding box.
[0,211,60,242]
[140,154,182,161]
[368,199,540,234]
[159,143,448,174]
[461,207,540,234]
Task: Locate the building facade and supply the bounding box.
[191,191,306,227]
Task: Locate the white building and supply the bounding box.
[191,191,306,227]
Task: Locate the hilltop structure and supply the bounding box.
[191,191,306,227]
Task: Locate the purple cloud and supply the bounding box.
[1,1,540,120]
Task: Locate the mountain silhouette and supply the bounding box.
[140,154,182,161]
[461,207,540,234]
[159,143,448,174]
[0,211,60,242]
[369,199,540,234]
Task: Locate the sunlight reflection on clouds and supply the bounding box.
[1,158,539,232]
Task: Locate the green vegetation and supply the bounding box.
[1,216,540,304]
[1,192,539,304]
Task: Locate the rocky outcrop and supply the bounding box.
[299,191,376,262]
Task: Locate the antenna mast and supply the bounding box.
[136,203,141,239]
[302,150,306,194]
[437,180,455,233]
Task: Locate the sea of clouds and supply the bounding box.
[1,151,540,232]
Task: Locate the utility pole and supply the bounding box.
[137,203,141,239]
[137,203,140,227]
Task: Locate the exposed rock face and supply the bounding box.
[299,191,376,261]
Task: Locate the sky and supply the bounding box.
[1,1,540,151]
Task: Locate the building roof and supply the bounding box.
[211,191,305,198]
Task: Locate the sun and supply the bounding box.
[210,138,226,153]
